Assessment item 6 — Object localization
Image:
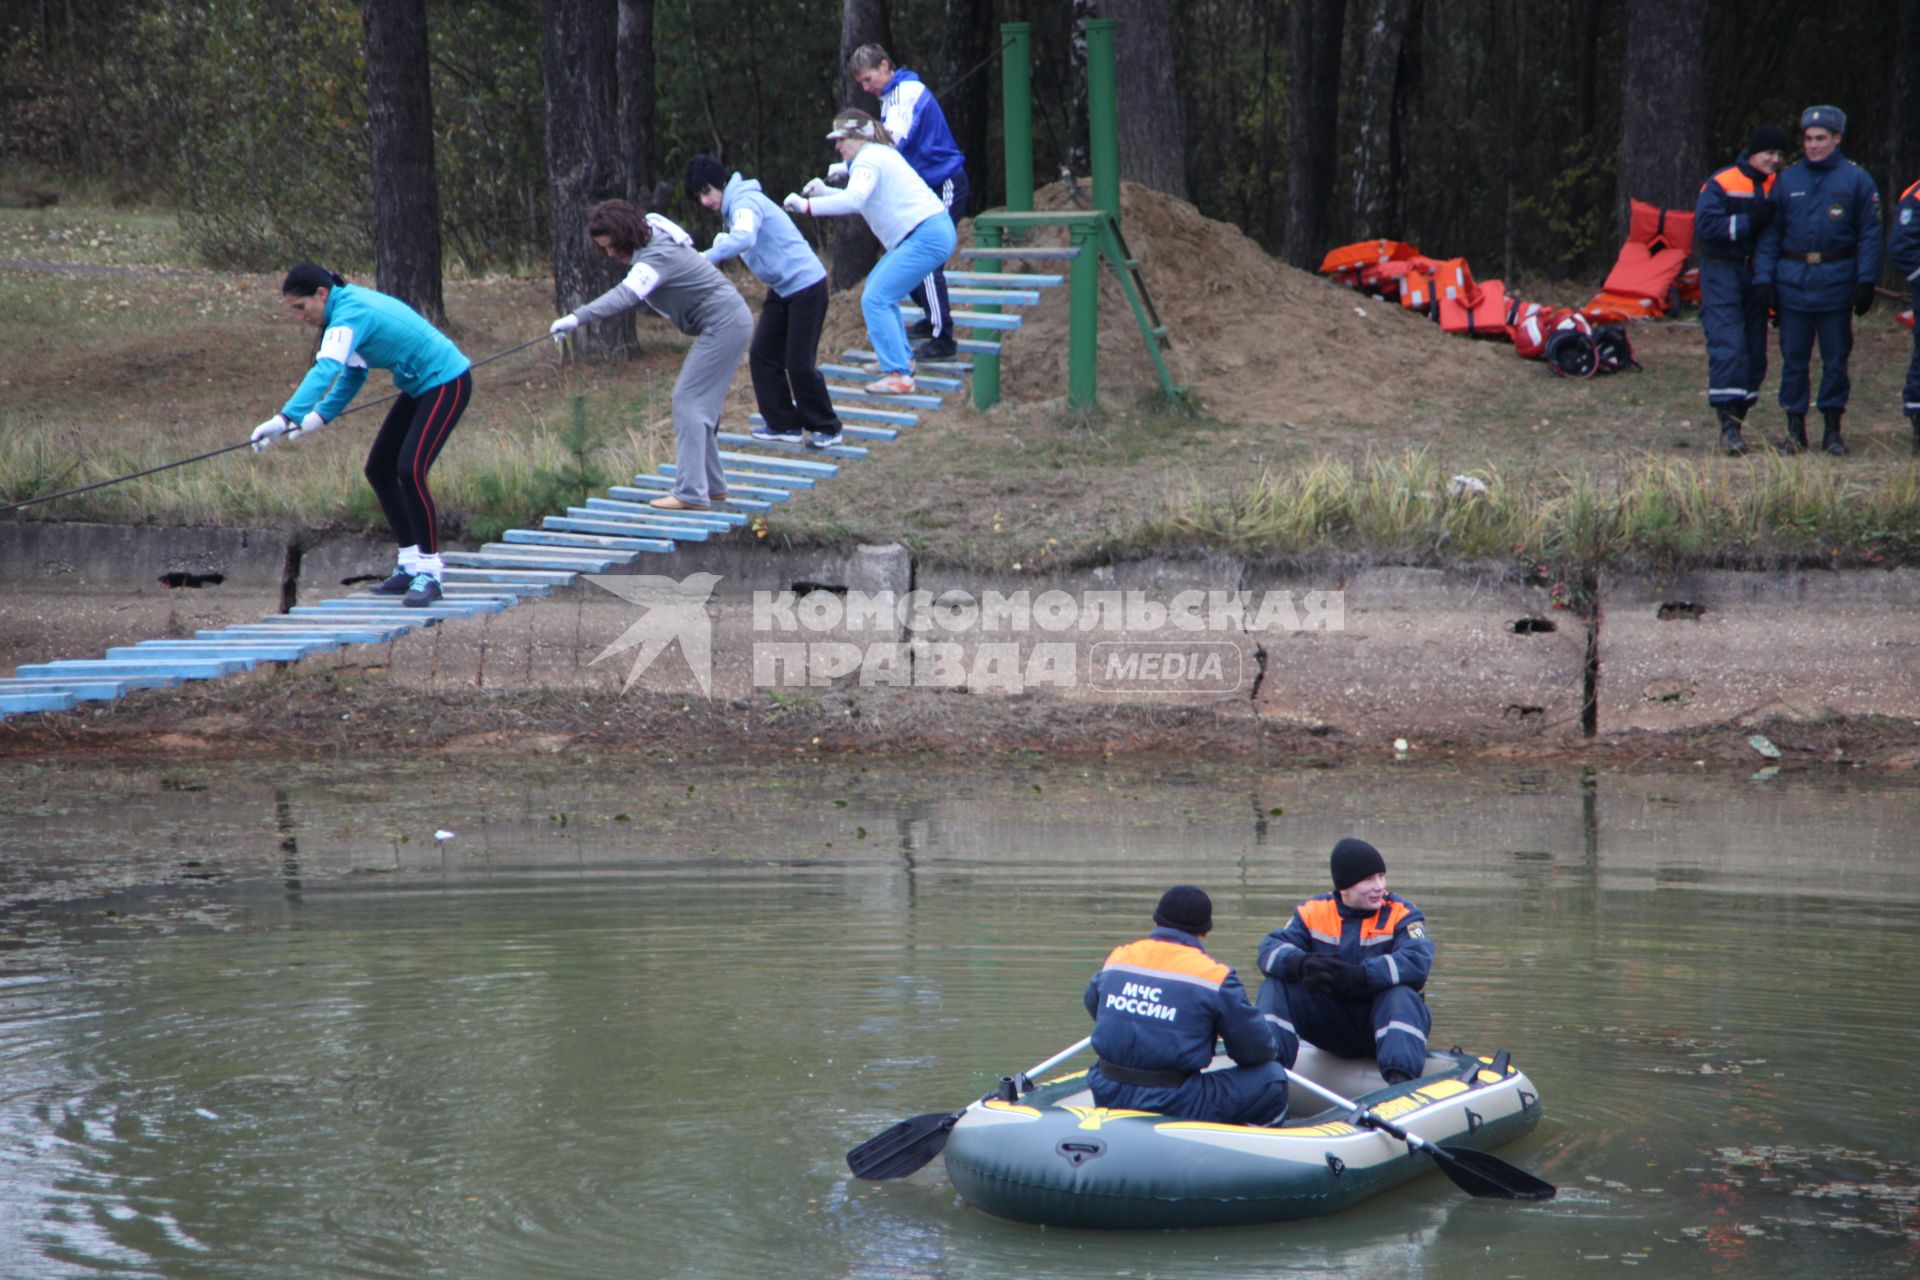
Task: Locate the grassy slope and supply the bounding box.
[3,198,1917,576]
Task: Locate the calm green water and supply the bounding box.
[1,758,1916,1278]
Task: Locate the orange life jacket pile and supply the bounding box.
[1318,198,1696,377]
[1901,309,1916,332]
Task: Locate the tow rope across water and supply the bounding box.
[1,333,554,514]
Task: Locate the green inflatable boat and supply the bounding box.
[942,1044,1545,1229]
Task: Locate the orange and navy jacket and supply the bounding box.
[1695,156,1776,261]
[1083,928,1277,1075]
[1256,892,1433,994]
[1893,178,1920,283]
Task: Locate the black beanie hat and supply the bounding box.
[685,154,727,200]
[1747,123,1788,156]
[1330,837,1387,890]
[1153,884,1213,934]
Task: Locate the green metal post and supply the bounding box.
[1085,18,1120,221]
[1068,221,1099,407]
[972,222,1004,410]
[1001,23,1033,214]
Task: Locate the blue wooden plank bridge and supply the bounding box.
[0,268,1066,721]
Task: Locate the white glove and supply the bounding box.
[549,314,580,344]
[782,193,810,216]
[826,162,849,186]
[286,410,327,442]
[801,178,831,199]
[250,415,289,453]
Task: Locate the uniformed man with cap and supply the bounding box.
[1753,104,1883,456]
[1083,884,1289,1125]
[1695,123,1788,455]
[1891,172,1920,453]
[1253,838,1435,1085]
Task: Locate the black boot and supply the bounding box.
[1821,409,1848,456]
[1779,412,1809,454]
[1717,412,1748,456]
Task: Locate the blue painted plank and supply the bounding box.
[752,400,917,426]
[444,550,616,573]
[583,496,747,527]
[623,475,789,503]
[199,626,410,644]
[714,450,839,478]
[545,516,708,543]
[662,464,814,490]
[307,595,508,616]
[15,659,248,680]
[898,305,1021,331]
[842,346,986,371]
[123,637,337,657]
[946,269,1065,288]
[605,484,771,513]
[749,415,897,443]
[551,512,715,540]
[817,381,946,408]
[946,286,1041,306]
[717,431,866,460]
[503,528,678,553]
[0,691,77,714]
[440,566,580,586]
[108,645,304,667]
[0,679,131,702]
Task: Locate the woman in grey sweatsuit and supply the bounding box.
[549,200,752,510]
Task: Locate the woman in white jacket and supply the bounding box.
[784,110,957,395]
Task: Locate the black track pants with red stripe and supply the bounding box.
[364,370,471,555]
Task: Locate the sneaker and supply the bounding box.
[369,568,413,595]
[402,573,443,608]
[804,429,844,450]
[864,373,915,395]
[906,318,935,341]
[750,425,804,443]
[649,495,709,511]
[913,335,958,361]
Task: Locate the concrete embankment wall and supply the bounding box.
[2,522,1916,742]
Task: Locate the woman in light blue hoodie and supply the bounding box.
[688,155,844,448]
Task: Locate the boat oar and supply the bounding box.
[1285,1069,1556,1200]
[846,1036,1093,1181]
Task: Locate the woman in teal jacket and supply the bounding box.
[251,264,473,607]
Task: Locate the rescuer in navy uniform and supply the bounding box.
[1892,174,1920,453]
[1695,123,1787,455]
[1753,104,1883,456]
[1254,838,1434,1085]
[1084,885,1288,1126]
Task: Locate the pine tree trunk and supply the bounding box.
[1617,0,1706,218]
[363,0,445,324]
[1349,0,1417,237]
[1283,0,1343,266]
[1108,0,1186,200]
[832,0,891,292]
[542,0,637,360]
[617,0,659,209]
[938,0,995,214]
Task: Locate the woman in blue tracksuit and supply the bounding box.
[1893,176,1920,453]
[251,265,472,607]
[1694,123,1786,456]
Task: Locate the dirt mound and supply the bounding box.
[974,181,1519,424]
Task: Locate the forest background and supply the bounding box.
[6,0,1920,308]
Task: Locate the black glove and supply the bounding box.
[1854,282,1876,317]
[1277,950,1306,982]
[1331,960,1373,998]
[1300,955,1343,994]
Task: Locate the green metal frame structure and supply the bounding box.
[970,19,1183,411]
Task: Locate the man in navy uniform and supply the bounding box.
[1694,123,1787,455]
[1084,885,1288,1125]
[1892,175,1920,453]
[1254,838,1434,1085]
[1753,104,1882,456]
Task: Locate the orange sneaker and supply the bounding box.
[865,372,916,395]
